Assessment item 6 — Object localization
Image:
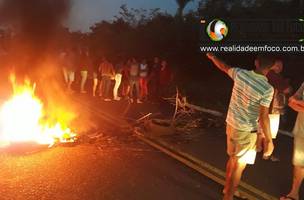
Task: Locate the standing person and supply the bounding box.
[62,49,76,93]
[265,59,292,161]
[79,48,91,94]
[148,57,161,101]
[159,60,173,100]
[99,57,115,101]
[59,50,68,85]
[129,58,141,103]
[98,58,103,97]
[280,82,304,200]
[139,59,149,101]
[267,59,292,120]
[92,58,100,97]
[206,53,275,200]
[121,59,131,99]
[113,60,123,101]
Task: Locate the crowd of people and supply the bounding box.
[59,48,173,103]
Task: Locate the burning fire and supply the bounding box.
[0,74,76,148]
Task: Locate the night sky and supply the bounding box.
[67,0,197,32]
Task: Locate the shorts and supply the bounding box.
[115,73,122,82]
[293,137,304,167]
[63,68,75,82]
[226,125,257,165]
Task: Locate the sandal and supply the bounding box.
[280,195,297,200]
[234,191,248,200]
[270,155,280,162]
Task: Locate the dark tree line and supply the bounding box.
[78,0,303,59]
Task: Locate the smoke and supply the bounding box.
[0,0,70,37]
[0,0,95,133]
[0,0,97,134]
[0,0,71,78]
[0,0,71,72]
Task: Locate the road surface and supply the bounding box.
[0,97,224,200]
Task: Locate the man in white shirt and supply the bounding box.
[207,53,275,200]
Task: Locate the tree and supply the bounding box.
[175,0,193,19]
[115,4,162,27]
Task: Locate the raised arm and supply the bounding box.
[206,53,232,74]
[259,105,274,159]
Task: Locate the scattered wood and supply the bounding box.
[164,88,223,118]
[136,113,152,122]
[163,88,223,134]
[130,88,224,136]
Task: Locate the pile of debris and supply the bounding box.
[135,89,224,136]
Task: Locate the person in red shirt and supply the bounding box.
[139,59,149,101]
[267,59,292,114]
[260,59,292,162]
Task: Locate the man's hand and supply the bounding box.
[256,133,265,153]
[206,53,215,60]
[263,140,274,160]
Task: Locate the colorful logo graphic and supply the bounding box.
[206,19,228,42]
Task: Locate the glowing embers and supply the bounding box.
[0,74,76,148]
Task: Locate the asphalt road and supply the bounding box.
[0,96,224,200]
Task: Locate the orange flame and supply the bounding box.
[0,74,76,147]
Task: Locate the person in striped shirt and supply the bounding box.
[206,53,275,200]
